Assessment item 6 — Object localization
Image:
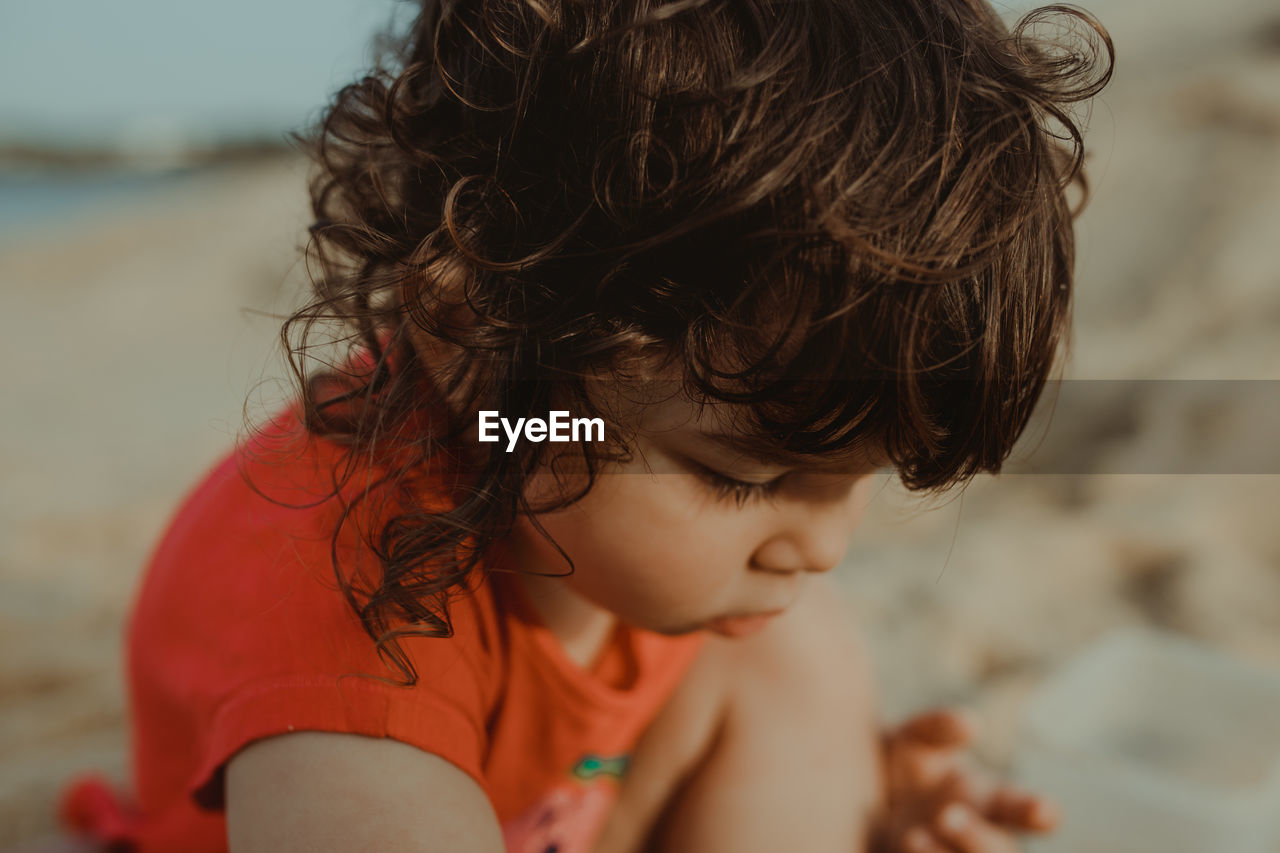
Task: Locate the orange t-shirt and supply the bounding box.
[60,404,706,852]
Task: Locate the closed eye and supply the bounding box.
[692,464,787,507]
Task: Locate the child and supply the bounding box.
[58,0,1112,850]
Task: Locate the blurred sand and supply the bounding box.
[3,0,1280,845]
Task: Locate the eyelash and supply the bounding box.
[695,466,786,507]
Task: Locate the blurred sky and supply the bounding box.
[1,0,411,148]
[2,0,1057,150]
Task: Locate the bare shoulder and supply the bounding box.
[225,731,505,853]
[641,574,886,852]
[718,573,878,705]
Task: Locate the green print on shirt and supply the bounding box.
[571,753,629,781]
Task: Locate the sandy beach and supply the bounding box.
[2,0,1279,845]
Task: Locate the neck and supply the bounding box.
[498,543,620,673]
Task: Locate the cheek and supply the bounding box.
[553,472,751,605]
[527,473,742,607]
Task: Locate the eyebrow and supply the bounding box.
[697,430,885,472]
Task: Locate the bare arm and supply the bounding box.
[643,576,886,852]
[226,731,506,853]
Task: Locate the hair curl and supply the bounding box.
[254,0,1114,684]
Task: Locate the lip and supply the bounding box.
[704,609,786,638]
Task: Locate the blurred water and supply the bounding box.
[0,166,210,238]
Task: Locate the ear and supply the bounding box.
[399,255,491,425]
[401,254,477,361]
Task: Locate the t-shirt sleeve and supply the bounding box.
[126,440,501,814]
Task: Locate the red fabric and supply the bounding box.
[59,400,705,852]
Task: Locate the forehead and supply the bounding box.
[692,426,885,473]
[595,371,886,473]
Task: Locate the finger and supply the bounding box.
[934,756,1021,811]
[884,719,976,789]
[886,743,969,792]
[903,825,955,853]
[935,804,1021,853]
[983,787,1061,832]
[893,709,978,749]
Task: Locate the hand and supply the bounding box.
[871,709,1059,853]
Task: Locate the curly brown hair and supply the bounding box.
[251,0,1114,685]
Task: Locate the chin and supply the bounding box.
[641,618,708,637]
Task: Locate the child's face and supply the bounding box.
[502,376,881,638]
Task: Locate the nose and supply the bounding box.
[749,479,869,574]
[750,534,846,575]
